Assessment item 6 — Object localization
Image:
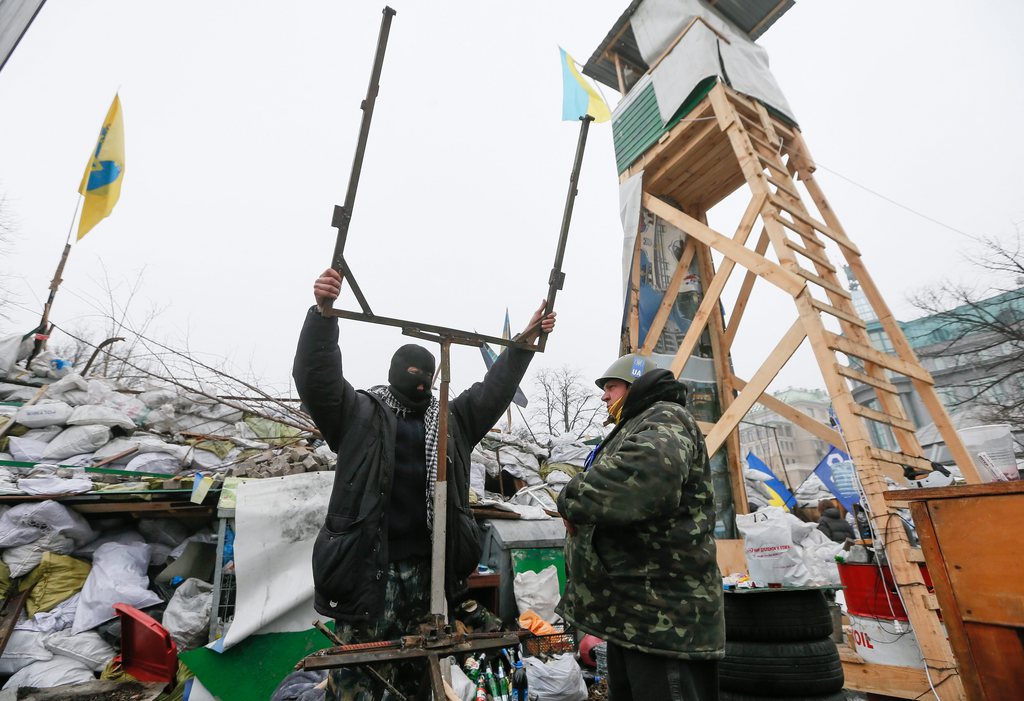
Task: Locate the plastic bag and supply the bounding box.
[162,578,213,650]
[513,565,561,623]
[16,593,80,634]
[72,542,162,633]
[15,401,73,428]
[6,436,48,462]
[125,451,181,475]
[42,374,89,405]
[523,654,587,701]
[736,506,812,586]
[4,530,76,577]
[41,425,111,461]
[799,529,844,586]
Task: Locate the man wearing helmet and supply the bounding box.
[557,353,723,700]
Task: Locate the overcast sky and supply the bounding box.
[1,1,1022,413]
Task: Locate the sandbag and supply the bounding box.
[0,334,32,377]
[72,542,162,633]
[513,565,561,623]
[67,405,135,430]
[0,559,9,598]
[22,425,64,443]
[41,425,111,461]
[138,518,189,547]
[16,593,80,634]
[22,552,92,617]
[4,530,76,577]
[43,374,89,405]
[14,401,73,428]
[0,500,97,548]
[163,578,213,650]
[125,451,181,474]
[2,654,95,690]
[0,630,53,675]
[6,436,49,462]
[523,654,587,701]
[43,630,115,673]
[74,529,145,561]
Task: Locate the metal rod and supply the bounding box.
[28,243,72,362]
[538,115,593,351]
[429,339,451,625]
[324,6,397,316]
[82,336,124,375]
[324,309,539,351]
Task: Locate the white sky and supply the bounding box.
[1,1,1022,411]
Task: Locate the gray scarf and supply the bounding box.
[368,385,441,529]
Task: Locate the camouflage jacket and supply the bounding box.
[556,370,724,659]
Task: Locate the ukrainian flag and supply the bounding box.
[559,48,610,123]
[77,94,125,240]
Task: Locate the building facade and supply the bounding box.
[739,388,832,487]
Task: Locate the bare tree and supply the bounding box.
[909,229,1024,429]
[529,366,603,441]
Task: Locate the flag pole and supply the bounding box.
[28,196,84,362]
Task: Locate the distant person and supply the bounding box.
[817,499,855,543]
[293,268,555,700]
[557,354,723,701]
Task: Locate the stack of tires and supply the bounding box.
[720,590,846,701]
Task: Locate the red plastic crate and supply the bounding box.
[113,603,178,684]
[837,562,933,620]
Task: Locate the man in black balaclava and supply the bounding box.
[293,268,555,700]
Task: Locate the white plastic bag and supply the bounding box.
[72,542,162,633]
[43,374,89,405]
[736,506,811,586]
[0,630,53,675]
[513,565,561,623]
[799,529,844,586]
[67,405,135,430]
[15,402,73,428]
[41,425,111,461]
[125,451,181,474]
[523,654,587,701]
[16,593,80,634]
[1,654,94,690]
[163,578,213,650]
[43,630,115,672]
[6,436,48,462]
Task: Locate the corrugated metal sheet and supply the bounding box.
[0,0,47,73]
[584,0,794,92]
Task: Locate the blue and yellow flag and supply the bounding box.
[77,94,125,240]
[746,452,796,509]
[559,48,610,123]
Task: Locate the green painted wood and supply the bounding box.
[181,627,334,701]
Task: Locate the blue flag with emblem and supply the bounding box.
[812,446,861,511]
[745,452,796,508]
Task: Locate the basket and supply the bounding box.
[521,625,576,657]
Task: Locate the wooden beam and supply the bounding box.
[733,377,845,448]
[705,320,806,456]
[835,363,898,394]
[850,403,917,433]
[722,229,770,353]
[823,332,933,383]
[809,298,866,329]
[643,194,805,297]
[770,194,861,255]
[640,238,697,355]
[785,238,836,272]
[612,52,626,95]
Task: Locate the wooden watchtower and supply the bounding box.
[583,2,981,698]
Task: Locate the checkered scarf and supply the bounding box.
[368,385,441,530]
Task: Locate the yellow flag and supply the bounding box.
[77,95,125,240]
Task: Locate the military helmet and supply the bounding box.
[595,353,658,389]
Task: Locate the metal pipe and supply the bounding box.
[429,339,451,625]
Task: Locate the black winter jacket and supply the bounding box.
[292,308,534,621]
[817,507,855,543]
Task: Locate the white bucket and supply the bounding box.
[847,613,925,668]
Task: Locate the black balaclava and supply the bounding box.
[388,344,436,411]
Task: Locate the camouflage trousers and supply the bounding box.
[326,558,431,701]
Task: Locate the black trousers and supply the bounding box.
[606,643,719,701]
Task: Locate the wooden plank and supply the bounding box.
[823,332,933,382]
[640,238,698,355]
[722,230,770,353]
[770,194,862,255]
[850,403,916,433]
[910,501,985,701]
[705,321,806,456]
[772,211,828,250]
[646,119,720,188]
[785,238,836,272]
[836,363,898,393]
[643,194,805,297]
[733,377,844,447]
[766,174,801,200]
[866,447,933,472]
[810,299,865,329]
[793,266,852,299]
[841,656,939,699]
[885,481,1024,502]
[622,101,716,180]
[715,539,747,575]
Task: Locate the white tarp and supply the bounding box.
[212,471,331,652]
[630,0,794,123]
[618,171,644,300]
